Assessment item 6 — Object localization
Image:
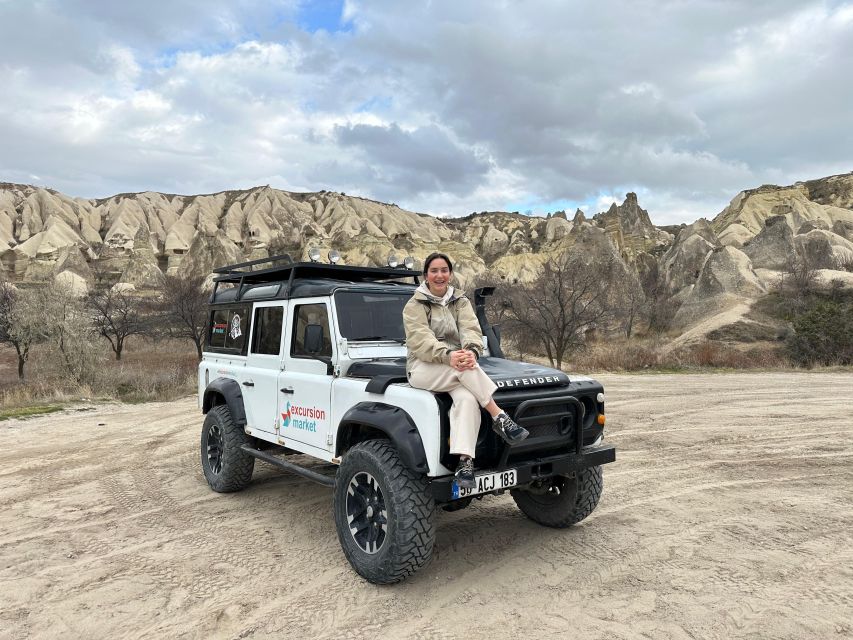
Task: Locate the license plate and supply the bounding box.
[452,469,518,499]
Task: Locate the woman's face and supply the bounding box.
[425,258,451,296]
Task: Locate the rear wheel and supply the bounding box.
[511,465,603,528]
[200,405,254,492]
[334,440,435,584]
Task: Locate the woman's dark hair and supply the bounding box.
[423,252,453,274]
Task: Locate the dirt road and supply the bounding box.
[1,372,851,639]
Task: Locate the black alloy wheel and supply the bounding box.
[333,439,435,584]
[346,472,388,554]
[206,423,224,475]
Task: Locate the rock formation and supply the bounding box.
[592,192,672,263]
[1,171,852,343]
[741,215,796,270]
[712,175,853,247]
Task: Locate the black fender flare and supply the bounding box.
[337,402,428,473]
[202,377,247,427]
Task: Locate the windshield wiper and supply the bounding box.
[349,336,406,343]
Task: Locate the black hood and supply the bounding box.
[346,357,570,390]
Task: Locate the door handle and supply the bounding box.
[280,387,294,394]
[242,381,255,387]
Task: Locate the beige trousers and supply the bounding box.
[408,360,497,458]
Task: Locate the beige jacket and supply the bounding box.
[403,286,483,372]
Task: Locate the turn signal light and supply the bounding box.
[597,414,606,426]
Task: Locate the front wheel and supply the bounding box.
[333,440,436,584]
[511,465,603,528]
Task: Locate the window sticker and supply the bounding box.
[229,314,243,340]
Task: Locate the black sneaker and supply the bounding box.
[454,457,476,489]
[492,412,529,443]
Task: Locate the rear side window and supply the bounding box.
[251,306,284,355]
[207,305,250,354]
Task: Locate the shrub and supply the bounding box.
[786,299,853,366]
[0,338,197,409]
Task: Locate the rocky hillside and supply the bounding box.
[2,172,852,340]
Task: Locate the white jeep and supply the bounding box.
[198,255,616,583]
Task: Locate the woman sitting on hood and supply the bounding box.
[402,252,528,489]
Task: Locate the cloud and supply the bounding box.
[331,123,490,198]
[0,0,851,223]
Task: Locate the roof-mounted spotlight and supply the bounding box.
[387,253,399,268]
[308,247,321,263]
[403,256,415,270]
[328,250,341,264]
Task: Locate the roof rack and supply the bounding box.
[210,254,421,302]
[212,253,294,275]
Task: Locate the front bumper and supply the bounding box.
[429,443,616,503]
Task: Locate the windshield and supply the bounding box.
[334,291,411,342]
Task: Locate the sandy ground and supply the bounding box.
[0,372,851,640]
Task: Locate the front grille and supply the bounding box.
[516,403,576,439]
[526,420,565,438]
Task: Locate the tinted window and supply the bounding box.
[291,304,332,357]
[207,306,249,353]
[334,292,409,341]
[251,306,284,355]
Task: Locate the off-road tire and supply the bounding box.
[334,440,435,584]
[201,405,254,493]
[511,465,603,528]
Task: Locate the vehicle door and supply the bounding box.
[279,300,335,455]
[243,301,286,434]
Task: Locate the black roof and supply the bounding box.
[210,255,421,304]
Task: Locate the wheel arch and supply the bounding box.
[336,402,428,474]
[202,377,247,427]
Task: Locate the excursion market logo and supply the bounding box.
[281,401,326,432]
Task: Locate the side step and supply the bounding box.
[240,445,336,487]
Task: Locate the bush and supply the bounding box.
[0,338,197,409]
[676,341,787,369]
[786,299,853,366]
[567,337,787,372]
[571,341,664,371]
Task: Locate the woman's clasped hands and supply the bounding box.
[450,349,477,371]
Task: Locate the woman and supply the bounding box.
[403,252,528,489]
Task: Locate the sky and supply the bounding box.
[1,0,851,225]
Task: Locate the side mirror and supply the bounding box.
[304,324,324,354]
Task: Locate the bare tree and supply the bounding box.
[503,252,619,369]
[778,253,819,299]
[90,288,148,360]
[608,267,647,339]
[640,262,679,334]
[28,281,100,385]
[158,274,210,359]
[471,272,546,360]
[0,282,41,379]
